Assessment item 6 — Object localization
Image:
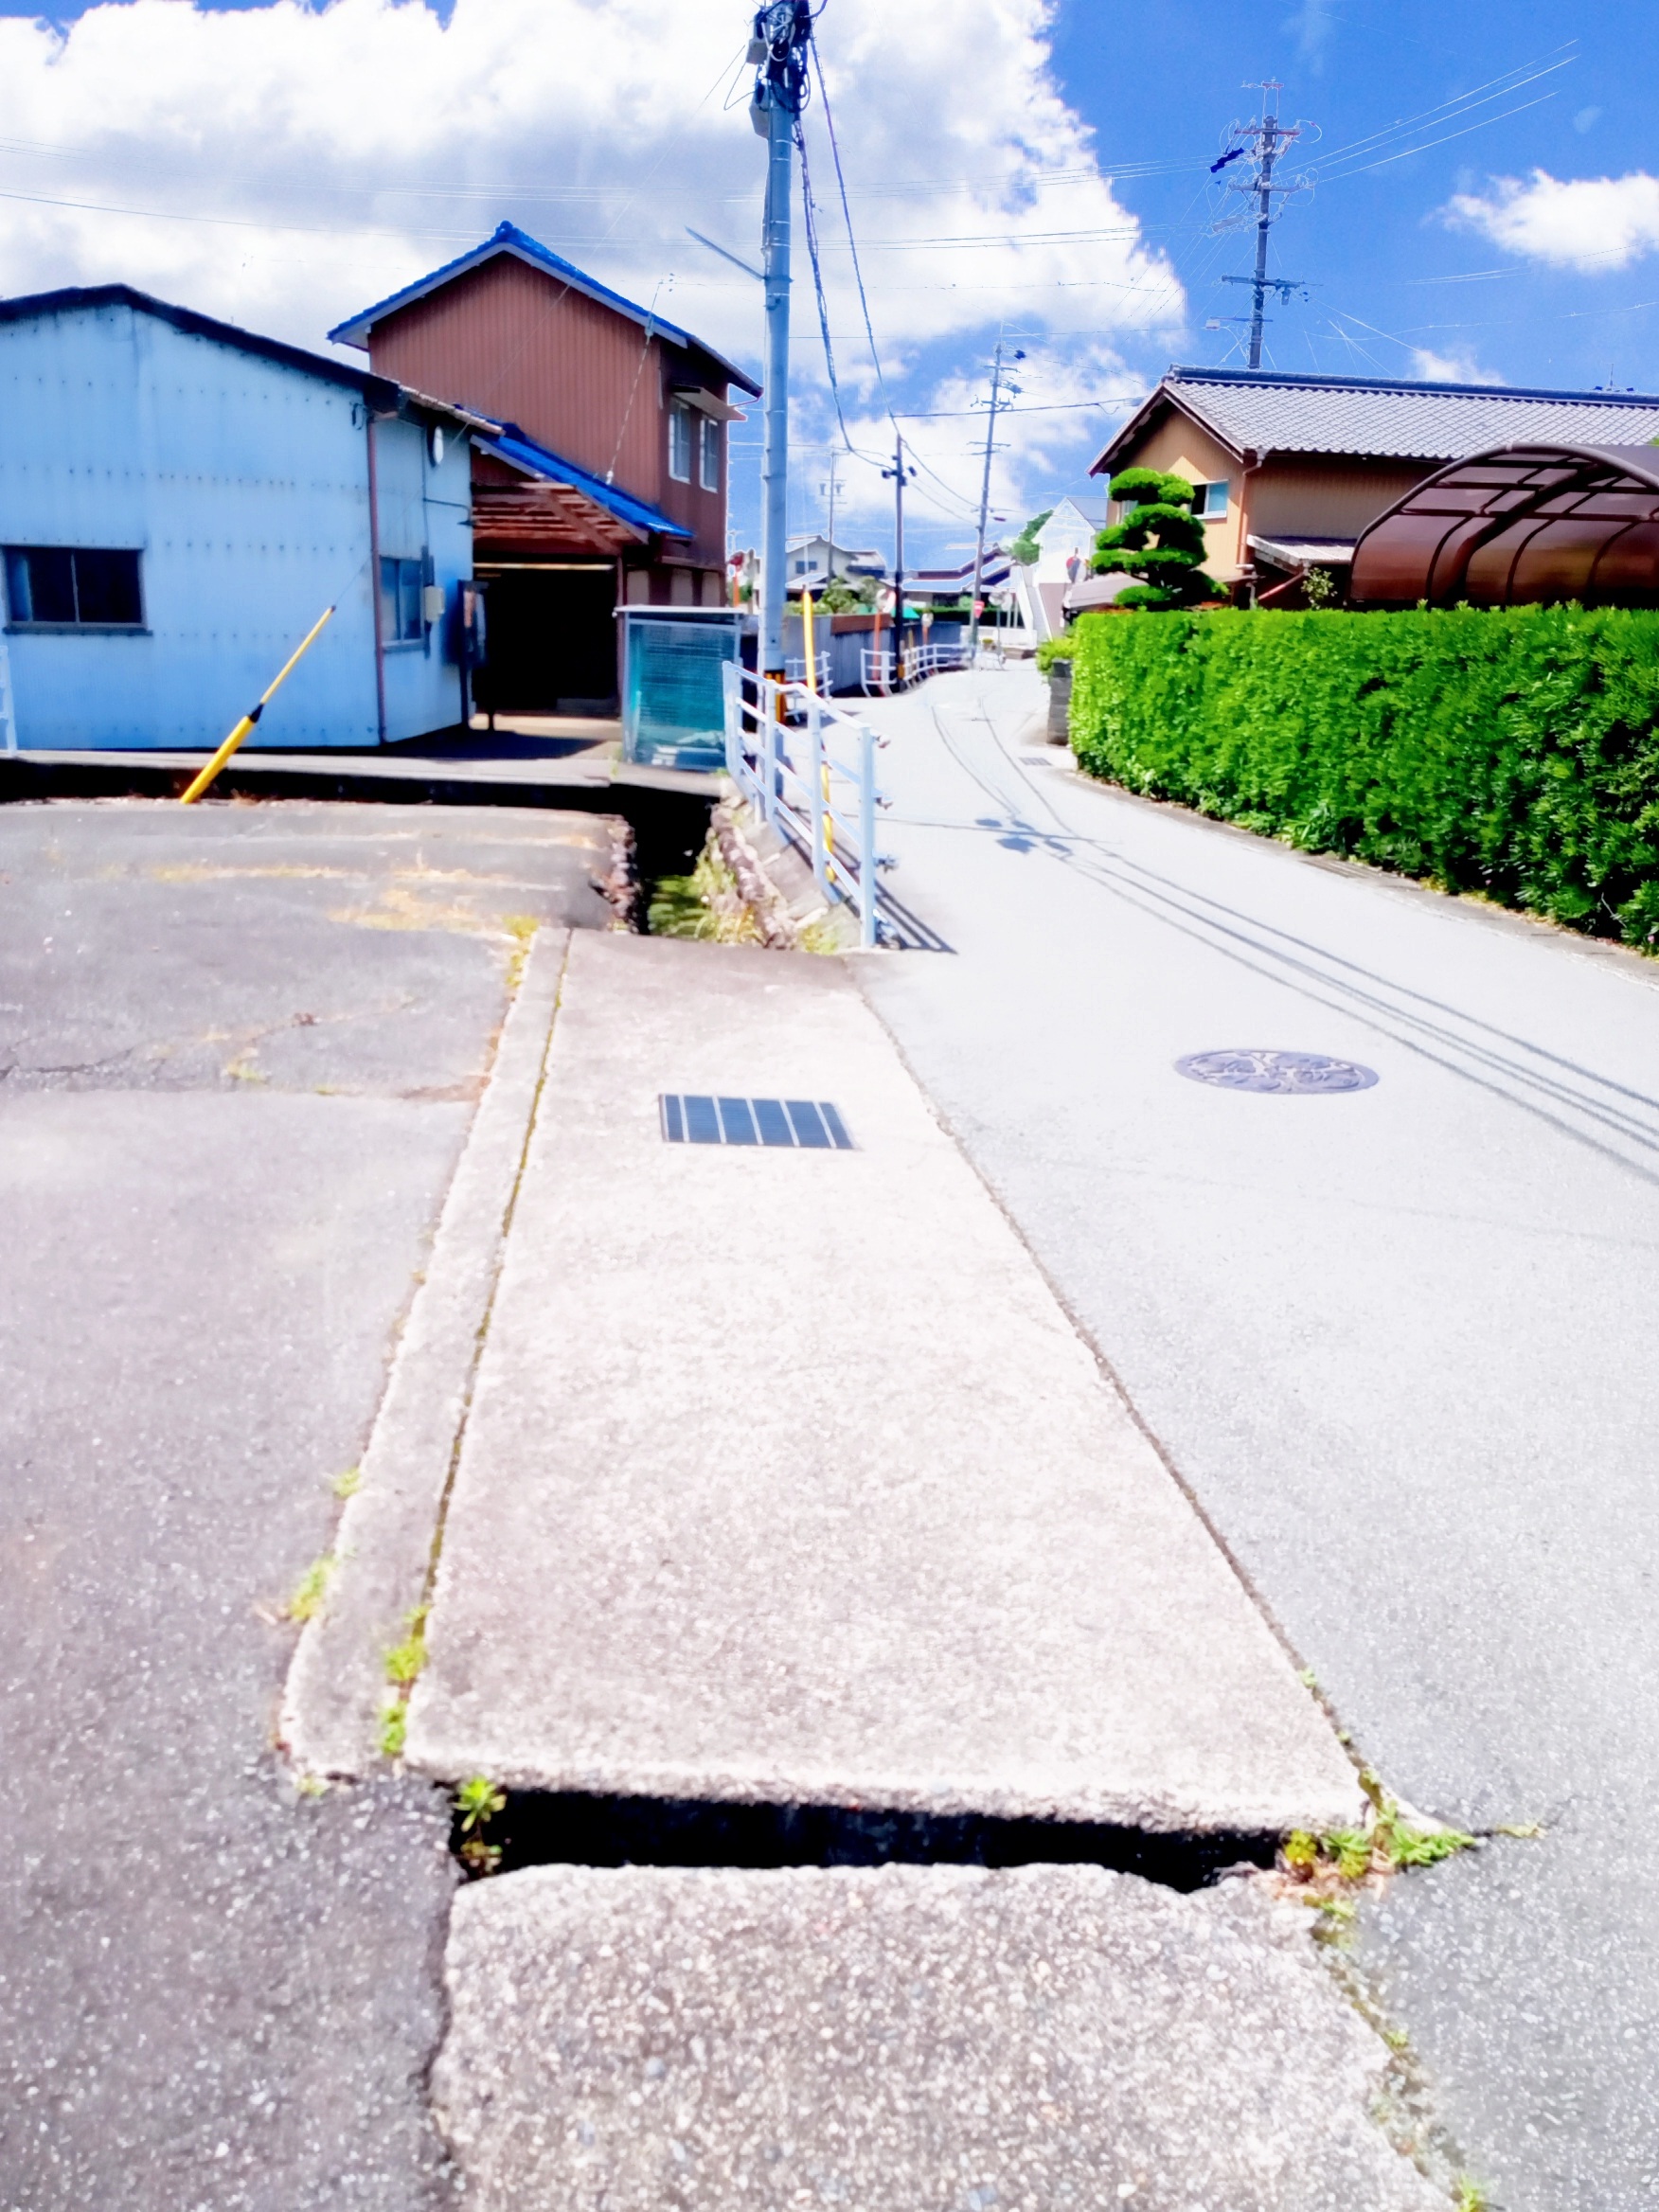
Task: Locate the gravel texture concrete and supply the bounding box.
[0,799,612,2206]
[405,930,1361,1832]
[854,665,1659,2211]
[432,1861,1446,2212]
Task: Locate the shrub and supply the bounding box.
[1093,469,1217,612]
[1068,605,1659,949]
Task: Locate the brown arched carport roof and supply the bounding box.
[1350,442,1659,608]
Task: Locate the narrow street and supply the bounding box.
[856,665,1659,2212]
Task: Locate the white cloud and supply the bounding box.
[0,0,1181,540]
[1408,347,1503,386]
[1445,169,1659,271]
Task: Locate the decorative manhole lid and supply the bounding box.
[1175,1049,1379,1096]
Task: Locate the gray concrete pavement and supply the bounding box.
[0,799,613,2205]
[401,930,1361,1834]
[433,1863,1446,2212]
[855,666,1659,2212]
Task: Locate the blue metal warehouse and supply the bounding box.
[0,285,485,751]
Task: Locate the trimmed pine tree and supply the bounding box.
[1093,469,1218,611]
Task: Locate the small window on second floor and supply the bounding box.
[669,401,693,483]
[1191,480,1230,519]
[380,555,425,645]
[700,414,721,491]
[6,545,143,627]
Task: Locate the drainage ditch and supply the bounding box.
[449,1789,1280,1894]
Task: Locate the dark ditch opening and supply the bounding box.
[453,1790,1279,1895]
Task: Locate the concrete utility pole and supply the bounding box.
[1215,80,1311,371]
[749,0,814,678]
[969,337,1023,659]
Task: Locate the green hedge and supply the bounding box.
[1069,605,1659,949]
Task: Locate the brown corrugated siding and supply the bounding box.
[365,256,730,571]
[1247,455,1437,542]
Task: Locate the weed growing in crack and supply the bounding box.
[331,1466,362,1500]
[379,1703,407,1760]
[285,1555,335,1624]
[455,1775,507,1875]
[501,914,538,991]
[1454,2178,1492,2212]
[384,1605,429,1687]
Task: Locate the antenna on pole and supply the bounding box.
[748,0,814,679]
[1212,80,1314,370]
[968,335,1023,663]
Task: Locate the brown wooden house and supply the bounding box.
[330,223,759,714]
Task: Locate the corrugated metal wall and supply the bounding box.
[366,258,729,574]
[0,300,468,748]
[370,259,659,497]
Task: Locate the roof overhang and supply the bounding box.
[477,426,691,543]
[1089,380,1242,478]
[330,222,762,399]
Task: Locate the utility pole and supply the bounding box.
[969,336,1023,660]
[882,434,915,685]
[1214,80,1311,370]
[749,1,813,678]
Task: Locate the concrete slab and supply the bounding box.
[405,933,1361,1833]
[283,927,569,1778]
[431,1862,1445,2212]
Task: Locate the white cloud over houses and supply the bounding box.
[1446,169,1659,272]
[0,0,1182,536]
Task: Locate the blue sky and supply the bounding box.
[0,1,1650,566]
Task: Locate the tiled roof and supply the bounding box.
[478,423,691,541]
[1097,366,1659,471]
[330,222,761,397]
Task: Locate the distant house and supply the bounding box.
[1091,366,1659,602]
[0,284,480,751]
[330,222,761,715]
[905,549,1012,612]
[787,533,886,591]
[1009,497,1100,638]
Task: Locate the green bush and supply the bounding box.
[1035,634,1075,673]
[1068,605,1659,948]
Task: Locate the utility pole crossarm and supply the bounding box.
[1213,79,1314,372]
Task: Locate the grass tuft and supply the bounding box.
[285,1555,335,1624]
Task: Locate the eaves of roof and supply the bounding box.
[330,221,762,398]
[0,283,494,435]
[1092,365,1659,475]
[479,423,692,541]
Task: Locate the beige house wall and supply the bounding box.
[1246,455,1435,544]
[1099,413,1246,578]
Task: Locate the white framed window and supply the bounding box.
[700,414,721,491]
[1191,480,1230,519]
[669,401,693,482]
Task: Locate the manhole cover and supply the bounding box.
[1175,1049,1379,1095]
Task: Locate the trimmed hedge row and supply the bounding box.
[1068,605,1659,949]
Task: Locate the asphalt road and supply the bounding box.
[857,668,1659,2212]
[0,798,615,2207]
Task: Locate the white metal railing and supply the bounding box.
[784,651,832,692]
[859,638,970,694]
[722,662,889,950]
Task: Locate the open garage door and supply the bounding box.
[476,563,618,715]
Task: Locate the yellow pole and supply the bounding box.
[179,603,337,805]
[799,582,818,696]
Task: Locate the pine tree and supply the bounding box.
[1093,469,1217,611]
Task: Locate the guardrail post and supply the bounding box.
[858,722,878,950]
[808,694,830,897]
[760,679,777,828]
[722,661,741,785]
